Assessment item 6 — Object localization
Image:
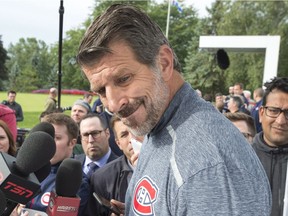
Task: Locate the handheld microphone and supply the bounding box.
[0,131,56,215]
[29,122,55,139]
[46,158,82,216]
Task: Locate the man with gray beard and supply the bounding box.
[77,4,271,215]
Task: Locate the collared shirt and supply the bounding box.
[83,148,112,174]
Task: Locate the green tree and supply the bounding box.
[5,38,54,91]
[0,36,9,90]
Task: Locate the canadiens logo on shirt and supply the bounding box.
[133,176,159,215]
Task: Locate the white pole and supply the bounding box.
[165,0,172,39]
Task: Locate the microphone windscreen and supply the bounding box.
[34,162,51,182]
[216,49,230,70]
[0,190,7,215]
[15,131,56,176]
[29,122,55,138]
[56,158,82,197]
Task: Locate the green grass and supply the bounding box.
[0,92,90,129]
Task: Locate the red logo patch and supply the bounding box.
[133,176,158,215]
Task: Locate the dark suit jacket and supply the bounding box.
[75,151,118,172]
[84,156,133,216]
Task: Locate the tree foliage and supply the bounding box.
[2,0,288,97]
[0,36,9,90]
[5,38,54,91]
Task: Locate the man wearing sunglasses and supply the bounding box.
[252,77,288,216]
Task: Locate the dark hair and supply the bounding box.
[234,83,244,90]
[8,90,16,95]
[0,120,17,156]
[262,77,288,106]
[80,113,108,129]
[77,4,181,72]
[231,96,244,109]
[42,113,79,140]
[224,112,256,137]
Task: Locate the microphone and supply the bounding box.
[216,49,230,70]
[0,131,56,215]
[0,190,7,215]
[29,122,55,138]
[46,158,82,216]
[34,162,52,183]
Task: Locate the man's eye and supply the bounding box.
[97,88,106,97]
[118,75,131,84]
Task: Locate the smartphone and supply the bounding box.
[93,192,121,215]
[20,208,48,216]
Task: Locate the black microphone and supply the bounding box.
[216,49,230,70]
[0,131,56,215]
[0,190,7,215]
[46,158,82,216]
[28,122,55,183]
[29,122,55,139]
[34,162,52,183]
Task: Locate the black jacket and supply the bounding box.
[252,132,288,216]
[84,155,133,216]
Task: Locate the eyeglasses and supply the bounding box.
[81,130,104,141]
[263,106,288,120]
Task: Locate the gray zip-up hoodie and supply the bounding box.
[125,82,271,216]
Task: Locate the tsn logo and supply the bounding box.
[3,181,34,198]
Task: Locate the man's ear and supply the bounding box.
[115,139,123,150]
[158,45,174,81]
[259,106,264,123]
[69,138,77,148]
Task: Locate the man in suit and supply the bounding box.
[75,113,118,181]
[84,115,143,216]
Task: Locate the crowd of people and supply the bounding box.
[0,4,288,216]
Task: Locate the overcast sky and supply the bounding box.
[0,0,214,49]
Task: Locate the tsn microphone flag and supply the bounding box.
[172,0,183,13]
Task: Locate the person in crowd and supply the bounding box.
[224,86,234,111]
[0,120,17,156]
[214,93,225,113]
[224,112,256,144]
[252,77,288,216]
[251,87,264,133]
[83,93,93,111]
[92,97,104,114]
[75,113,118,181]
[71,99,91,146]
[44,87,58,112]
[227,95,243,113]
[0,104,17,142]
[84,115,143,216]
[25,113,89,215]
[77,4,271,215]
[243,90,256,111]
[71,99,91,125]
[91,98,122,156]
[228,95,250,115]
[1,90,24,122]
[234,82,249,107]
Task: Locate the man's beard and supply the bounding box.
[116,67,169,136]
